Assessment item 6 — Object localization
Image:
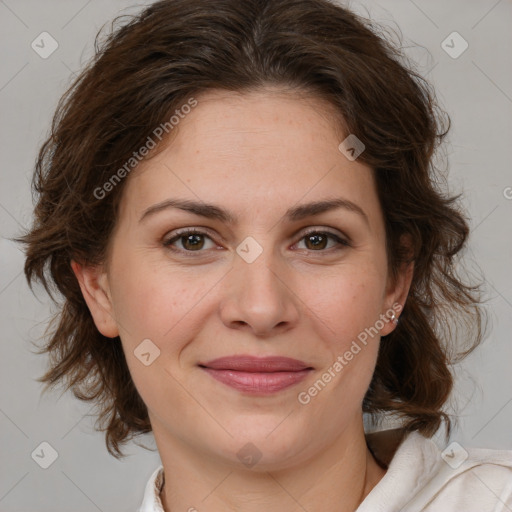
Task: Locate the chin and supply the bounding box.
[211,422,313,471]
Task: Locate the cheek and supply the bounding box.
[107,255,199,422]
[109,248,206,344]
[107,250,221,406]
[302,262,387,344]
[297,262,386,402]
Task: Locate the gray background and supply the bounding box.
[1,0,511,510]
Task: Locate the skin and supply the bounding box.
[72,87,414,512]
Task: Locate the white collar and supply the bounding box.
[138,430,512,512]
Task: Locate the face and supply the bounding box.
[75,88,411,471]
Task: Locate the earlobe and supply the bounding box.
[70,260,119,338]
[381,258,414,337]
[392,259,414,312]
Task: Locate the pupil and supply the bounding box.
[307,234,326,250]
[184,234,203,250]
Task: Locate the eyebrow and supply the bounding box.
[139,197,369,226]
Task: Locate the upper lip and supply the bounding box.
[199,355,313,372]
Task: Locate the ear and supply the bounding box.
[379,237,415,337]
[70,260,119,338]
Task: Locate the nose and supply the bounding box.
[219,244,301,337]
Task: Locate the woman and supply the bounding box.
[20,0,512,510]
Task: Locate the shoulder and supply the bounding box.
[421,441,512,511]
[359,429,512,512]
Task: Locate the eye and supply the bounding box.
[294,229,350,252]
[163,228,351,257]
[163,229,217,253]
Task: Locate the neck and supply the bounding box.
[155,419,386,512]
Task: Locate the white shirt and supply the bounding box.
[138,431,512,511]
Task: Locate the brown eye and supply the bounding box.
[304,233,328,250]
[296,230,350,252]
[164,229,215,253]
[180,233,206,251]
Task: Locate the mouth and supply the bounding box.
[198,355,314,394]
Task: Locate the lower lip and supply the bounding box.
[201,368,312,394]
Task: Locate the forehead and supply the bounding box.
[120,88,381,228]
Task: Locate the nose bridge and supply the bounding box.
[220,233,299,334]
[234,233,283,299]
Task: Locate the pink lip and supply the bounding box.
[200,355,312,372]
[199,356,313,394]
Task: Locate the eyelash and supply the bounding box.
[162,228,351,257]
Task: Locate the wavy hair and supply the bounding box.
[19,0,485,457]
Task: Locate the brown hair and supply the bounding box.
[19,0,485,458]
